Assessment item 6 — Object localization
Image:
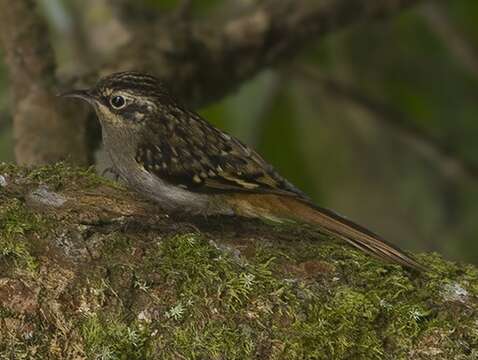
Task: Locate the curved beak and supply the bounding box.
[58,89,94,104]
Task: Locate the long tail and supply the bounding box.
[228,194,425,271]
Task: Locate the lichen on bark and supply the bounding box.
[0,163,477,359]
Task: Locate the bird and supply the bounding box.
[61,71,424,271]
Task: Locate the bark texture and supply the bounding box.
[0,0,89,165]
[0,164,476,359]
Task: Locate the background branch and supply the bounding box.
[0,0,89,165]
[421,2,478,79]
[105,0,425,108]
[296,65,478,183]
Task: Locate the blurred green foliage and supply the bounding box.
[1,0,477,263]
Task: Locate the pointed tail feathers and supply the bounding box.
[229,194,425,271]
[296,202,425,271]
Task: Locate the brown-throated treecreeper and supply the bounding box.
[61,72,423,270]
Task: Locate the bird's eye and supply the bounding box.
[110,95,126,109]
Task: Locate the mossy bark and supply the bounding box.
[0,163,477,359]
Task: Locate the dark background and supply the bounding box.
[1,0,477,264]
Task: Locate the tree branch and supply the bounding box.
[0,163,476,358]
[296,66,478,183]
[105,0,425,108]
[421,2,478,79]
[108,0,160,30]
[0,0,89,165]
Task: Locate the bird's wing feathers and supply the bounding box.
[127,85,423,271]
[135,109,308,199]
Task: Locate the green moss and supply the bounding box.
[75,233,475,359]
[81,314,152,360]
[285,290,383,359]
[0,161,120,190]
[0,164,476,359]
[0,199,41,272]
[101,232,135,256]
[25,162,119,190]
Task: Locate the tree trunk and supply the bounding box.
[0,164,476,359]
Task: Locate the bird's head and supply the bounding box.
[61,72,175,133]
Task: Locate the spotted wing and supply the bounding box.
[135,108,308,200]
